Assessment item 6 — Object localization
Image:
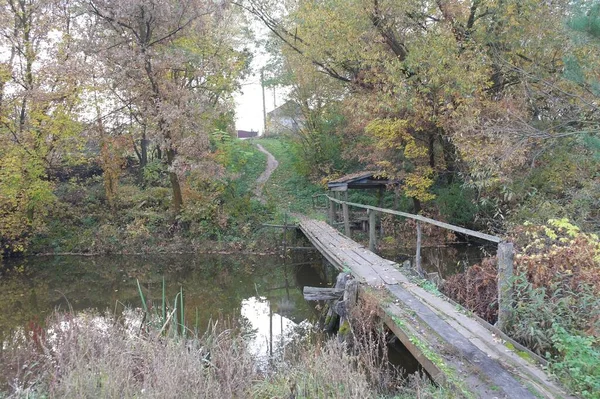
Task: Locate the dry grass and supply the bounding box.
[1,307,454,399]
[3,311,256,398]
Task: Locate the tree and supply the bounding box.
[245,0,598,223]
[0,0,84,255]
[85,0,248,214]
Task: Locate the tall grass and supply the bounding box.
[2,311,256,398]
[0,280,457,398]
[0,304,461,399]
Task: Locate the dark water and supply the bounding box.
[382,244,492,279]
[0,252,329,350]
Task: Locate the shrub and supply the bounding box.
[434,182,478,228]
[442,257,499,323]
[441,219,600,397]
[550,325,600,399]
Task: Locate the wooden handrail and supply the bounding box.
[320,194,513,331]
[326,195,502,243]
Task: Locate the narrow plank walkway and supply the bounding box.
[297,216,574,399]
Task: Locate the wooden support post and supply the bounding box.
[416,221,423,276]
[368,209,377,252]
[324,273,351,332]
[378,186,384,237]
[343,202,351,238]
[338,279,359,343]
[497,242,514,332]
[328,195,335,225]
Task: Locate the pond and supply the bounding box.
[381,244,492,279]
[0,242,487,387]
[0,251,331,360]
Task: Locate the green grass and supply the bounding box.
[255,137,323,216]
[233,140,267,196]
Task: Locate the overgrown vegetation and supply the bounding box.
[442,219,600,398]
[26,138,269,255]
[1,305,454,399]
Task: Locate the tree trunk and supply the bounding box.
[412,197,421,214]
[166,148,183,213]
[440,133,457,184]
[428,132,435,168]
[140,130,148,168]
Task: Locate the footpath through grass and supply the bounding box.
[254,137,323,218]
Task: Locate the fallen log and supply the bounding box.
[303,286,345,301]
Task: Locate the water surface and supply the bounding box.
[0,252,328,354]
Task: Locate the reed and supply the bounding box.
[136,278,189,338]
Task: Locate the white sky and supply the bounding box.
[233,19,288,135]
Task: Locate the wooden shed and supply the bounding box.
[327,171,395,192]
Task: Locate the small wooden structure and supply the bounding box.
[326,172,397,246]
[327,171,395,192]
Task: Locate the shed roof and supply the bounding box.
[327,171,396,191]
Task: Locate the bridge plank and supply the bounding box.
[298,219,384,285]
[297,215,574,399]
[386,284,537,399]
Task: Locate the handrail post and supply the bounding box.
[328,196,335,225]
[368,209,377,251]
[343,201,351,237]
[497,242,514,332]
[416,221,423,276]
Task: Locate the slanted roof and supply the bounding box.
[267,100,302,119]
[327,171,395,191]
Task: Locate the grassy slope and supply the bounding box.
[255,137,323,218]
[233,140,267,196]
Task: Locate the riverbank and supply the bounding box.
[2,137,321,261]
[1,139,276,260]
[1,307,455,398]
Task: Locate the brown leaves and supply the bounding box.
[442,257,499,323]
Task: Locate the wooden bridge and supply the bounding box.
[297,196,575,399]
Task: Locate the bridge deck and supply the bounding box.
[298,216,573,399]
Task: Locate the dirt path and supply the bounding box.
[254,143,279,204]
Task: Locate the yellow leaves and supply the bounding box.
[544,226,558,240]
[0,145,55,255]
[365,118,422,154]
[548,218,580,238]
[403,166,435,202]
[365,118,434,202]
[404,140,428,159]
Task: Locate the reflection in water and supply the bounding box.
[0,253,325,357]
[240,296,308,367]
[383,244,492,279]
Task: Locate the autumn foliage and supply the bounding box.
[442,257,499,323]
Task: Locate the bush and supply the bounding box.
[441,219,600,398]
[434,182,478,228]
[550,325,600,399]
[442,257,499,323]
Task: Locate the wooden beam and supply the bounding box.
[343,202,351,237]
[416,221,423,276]
[262,223,298,229]
[326,196,501,243]
[328,196,336,225]
[497,242,514,332]
[303,286,345,301]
